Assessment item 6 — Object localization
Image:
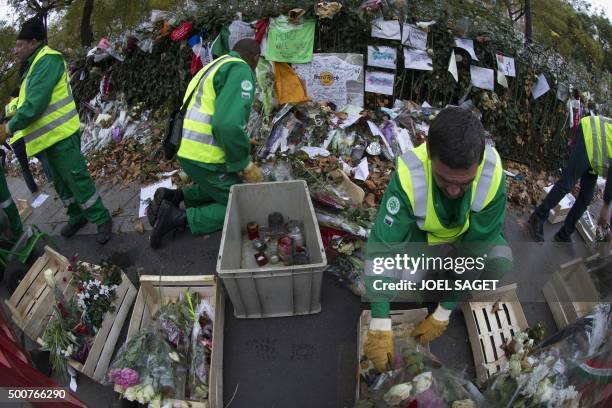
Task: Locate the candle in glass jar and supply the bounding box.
[246,222,259,240]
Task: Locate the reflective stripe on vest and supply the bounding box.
[397,143,503,244]
[177,55,247,164]
[13,46,79,157]
[582,115,612,176]
[0,197,13,209]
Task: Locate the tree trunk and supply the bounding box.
[80,0,94,47]
[524,0,533,43]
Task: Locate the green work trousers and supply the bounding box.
[44,133,110,226]
[0,169,23,237]
[179,158,241,235]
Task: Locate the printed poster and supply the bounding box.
[495,54,516,77]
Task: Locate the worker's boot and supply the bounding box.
[60,219,88,238]
[149,200,187,249]
[97,219,113,245]
[553,226,572,243]
[528,213,544,242]
[146,188,183,227]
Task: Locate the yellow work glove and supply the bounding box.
[363,318,393,372]
[0,123,11,144]
[241,161,263,183]
[411,305,451,344]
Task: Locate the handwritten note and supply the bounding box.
[532,74,550,99]
[367,45,397,69]
[228,20,255,50]
[371,18,401,40]
[365,71,395,95]
[448,50,458,82]
[454,37,479,60]
[293,53,364,108]
[470,65,494,91]
[266,16,315,63]
[404,48,433,71]
[495,54,515,77]
[402,24,428,50]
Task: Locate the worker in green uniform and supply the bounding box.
[0,17,112,244]
[147,39,263,249]
[362,107,513,371]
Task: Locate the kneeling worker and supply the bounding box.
[0,17,112,244]
[363,106,513,371]
[148,39,263,248]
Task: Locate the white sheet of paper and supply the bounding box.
[365,70,395,95]
[448,50,458,82]
[367,120,394,154]
[139,178,175,218]
[355,157,369,181]
[396,127,414,153]
[497,70,508,88]
[333,107,362,129]
[367,45,397,69]
[31,194,49,209]
[470,65,494,91]
[301,146,331,159]
[371,19,401,40]
[402,24,428,50]
[228,20,255,49]
[532,74,550,99]
[404,48,433,71]
[416,21,436,29]
[495,54,516,77]
[557,83,569,102]
[454,37,479,60]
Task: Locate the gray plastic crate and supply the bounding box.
[216,180,327,318]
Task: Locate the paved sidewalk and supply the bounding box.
[7,174,153,236]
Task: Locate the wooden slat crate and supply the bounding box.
[460,284,528,383]
[356,308,428,401]
[17,199,32,222]
[127,275,225,408]
[542,254,602,330]
[4,246,137,383]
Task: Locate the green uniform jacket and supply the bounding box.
[183,51,255,174]
[8,45,66,136]
[367,169,510,318]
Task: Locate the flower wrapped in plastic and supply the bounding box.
[188,298,215,401]
[482,304,611,407]
[358,333,477,407]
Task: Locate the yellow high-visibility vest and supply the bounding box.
[581,115,612,177]
[177,55,247,164]
[396,143,503,244]
[12,46,80,157]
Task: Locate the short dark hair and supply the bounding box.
[427,106,485,169]
[232,39,260,60]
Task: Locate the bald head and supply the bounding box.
[233,39,260,71]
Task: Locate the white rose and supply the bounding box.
[44,269,55,287]
[383,383,413,406]
[168,352,180,362]
[413,371,433,394]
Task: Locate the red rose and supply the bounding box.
[57,303,64,310]
[67,265,73,272]
[61,309,70,318]
[76,324,87,334]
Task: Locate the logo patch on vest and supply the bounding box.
[384,215,394,227]
[241,80,254,92]
[386,196,400,215]
[241,91,251,99]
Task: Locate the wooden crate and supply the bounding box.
[127,275,225,408]
[17,199,32,222]
[355,308,428,401]
[460,284,528,383]
[542,255,601,330]
[4,246,137,383]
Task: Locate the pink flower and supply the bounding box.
[111,368,139,387]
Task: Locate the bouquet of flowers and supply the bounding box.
[108,291,216,407]
[482,304,611,407]
[42,255,122,378]
[357,322,477,407]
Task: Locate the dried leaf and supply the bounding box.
[134,220,145,234]
[112,207,123,217]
